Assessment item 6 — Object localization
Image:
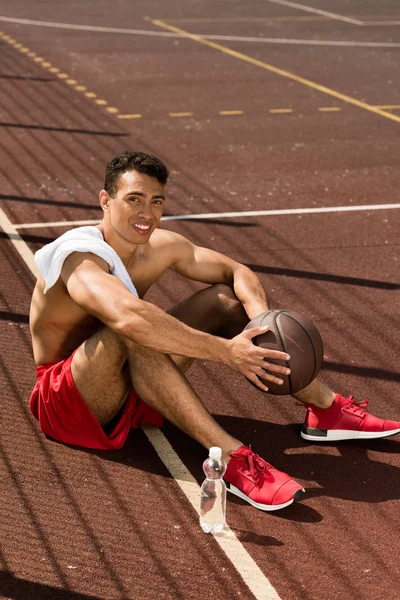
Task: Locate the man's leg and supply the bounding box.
[166,283,249,372]
[71,284,305,510]
[292,369,400,442]
[71,284,248,460]
[293,379,336,407]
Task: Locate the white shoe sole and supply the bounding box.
[301,427,400,441]
[227,484,305,511]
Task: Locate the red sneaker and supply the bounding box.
[224,445,305,511]
[301,394,400,441]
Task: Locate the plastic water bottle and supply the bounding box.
[199,447,227,533]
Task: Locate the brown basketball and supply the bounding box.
[244,309,324,395]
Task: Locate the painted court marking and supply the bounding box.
[11,203,400,230]
[0,206,282,600]
[0,208,40,276]
[4,28,400,124]
[148,18,400,126]
[143,427,280,600]
[1,15,400,47]
[264,0,364,25]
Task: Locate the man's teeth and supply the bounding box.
[135,224,151,230]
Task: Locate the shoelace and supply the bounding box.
[231,446,273,485]
[343,396,369,417]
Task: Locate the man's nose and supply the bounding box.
[138,204,153,218]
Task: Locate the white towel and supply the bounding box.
[34,225,139,297]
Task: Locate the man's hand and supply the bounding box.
[226,326,291,392]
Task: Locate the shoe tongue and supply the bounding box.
[230,444,251,457]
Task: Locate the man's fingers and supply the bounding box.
[258,347,290,361]
[247,372,269,392]
[255,367,284,386]
[262,361,291,376]
[245,325,269,339]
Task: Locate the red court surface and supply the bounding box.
[1,1,399,599]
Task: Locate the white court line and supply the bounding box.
[264,0,364,25]
[0,15,399,47]
[197,35,400,48]
[0,15,178,37]
[143,427,281,600]
[363,20,400,26]
[11,202,400,230]
[0,208,282,600]
[0,208,40,276]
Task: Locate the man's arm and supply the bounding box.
[61,252,289,391]
[170,235,269,319]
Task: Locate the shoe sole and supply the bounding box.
[301,427,400,441]
[227,484,305,511]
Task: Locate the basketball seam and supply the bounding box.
[274,311,292,394]
[284,312,318,382]
[259,309,275,327]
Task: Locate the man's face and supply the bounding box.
[105,170,165,244]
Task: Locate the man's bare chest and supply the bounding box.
[127,250,171,298]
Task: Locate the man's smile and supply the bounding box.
[132,222,152,234]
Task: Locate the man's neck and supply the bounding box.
[96,222,141,268]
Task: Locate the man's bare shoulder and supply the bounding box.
[152,227,189,243]
[62,251,110,281]
[151,228,192,254]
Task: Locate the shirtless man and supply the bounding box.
[29,151,400,512]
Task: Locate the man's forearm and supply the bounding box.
[118,298,230,364]
[232,265,269,320]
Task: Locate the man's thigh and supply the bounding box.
[71,326,130,425]
[168,283,247,337]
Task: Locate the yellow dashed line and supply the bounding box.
[219,110,244,116]
[169,112,194,117]
[318,106,341,112]
[151,18,400,125]
[269,108,293,114]
[118,114,143,119]
[4,30,400,127]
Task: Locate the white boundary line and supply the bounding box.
[0,208,40,276]
[0,15,399,47]
[0,207,282,600]
[264,0,364,25]
[203,35,400,48]
[142,427,281,600]
[11,202,400,230]
[363,20,400,26]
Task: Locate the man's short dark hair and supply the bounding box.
[104,151,169,197]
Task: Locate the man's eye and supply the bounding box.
[153,200,163,206]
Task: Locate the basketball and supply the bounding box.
[244,309,324,395]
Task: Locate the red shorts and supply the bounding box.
[29,353,163,450]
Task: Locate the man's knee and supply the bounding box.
[209,284,248,335]
[214,284,244,313]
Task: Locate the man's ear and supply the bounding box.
[99,190,110,212]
